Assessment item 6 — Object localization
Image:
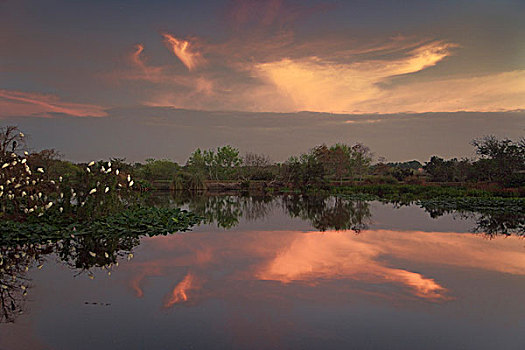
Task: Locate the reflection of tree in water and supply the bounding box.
[56,235,138,273]
[169,192,276,229]
[167,192,371,232]
[0,235,140,323]
[283,195,372,232]
[0,244,49,323]
[419,199,525,237]
[0,205,200,323]
[472,212,524,237]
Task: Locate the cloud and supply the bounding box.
[127,43,164,81]
[255,230,450,301]
[164,272,199,307]
[0,89,107,118]
[142,34,524,114]
[162,33,206,71]
[121,228,525,308]
[252,40,457,113]
[359,69,525,113]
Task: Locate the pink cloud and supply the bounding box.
[162,33,206,71]
[0,89,107,118]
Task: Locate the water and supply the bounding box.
[1,194,525,349]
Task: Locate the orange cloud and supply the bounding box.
[358,69,525,113]
[0,89,107,118]
[137,28,525,114]
[256,230,450,301]
[129,265,164,298]
[162,33,206,71]
[252,40,457,113]
[106,43,166,84]
[124,228,525,308]
[164,272,199,307]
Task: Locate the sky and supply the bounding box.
[1,0,524,162]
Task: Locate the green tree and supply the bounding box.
[349,143,373,181]
[136,159,180,181]
[471,135,525,184]
[312,144,352,184]
[187,146,242,180]
[284,153,325,187]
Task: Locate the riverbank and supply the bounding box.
[148,180,525,200]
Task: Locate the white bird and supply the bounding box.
[88,161,95,166]
[37,168,44,173]
[89,188,97,195]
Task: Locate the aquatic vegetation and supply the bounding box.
[336,184,520,203]
[0,207,202,245]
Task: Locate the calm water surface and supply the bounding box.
[1,195,525,349]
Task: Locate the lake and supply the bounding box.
[1,194,525,349]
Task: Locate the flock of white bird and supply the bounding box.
[0,141,138,294]
[0,144,135,217]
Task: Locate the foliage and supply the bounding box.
[471,135,525,184]
[283,153,326,188]
[387,160,423,170]
[173,171,207,191]
[134,158,180,181]
[241,152,275,180]
[336,184,516,203]
[424,136,524,186]
[186,145,242,180]
[423,156,471,182]
[0,207,201,245]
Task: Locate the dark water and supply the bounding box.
[1,195,525,349]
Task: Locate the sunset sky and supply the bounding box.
[1,0,524,162]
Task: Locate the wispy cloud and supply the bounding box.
[107,1,524,114]
[0,89,107,118]
[359,69,525,113]
[162,33,206,71]
[252,40,457,113]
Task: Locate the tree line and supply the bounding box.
[1,125,524,189]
